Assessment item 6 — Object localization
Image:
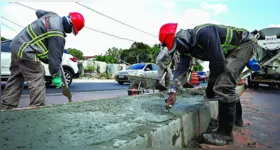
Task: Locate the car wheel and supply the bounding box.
[118,81,124,85]
[63,69,73,86]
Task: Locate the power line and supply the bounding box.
[14,2,37,11]
[75,2,157,38]
[11,2,154,45]
[1,16,24,28]
[1,23,18,32]
[84,26,136,42]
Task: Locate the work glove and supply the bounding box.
[52,75,62,89]
[165,88,177,111]
[205,79,216,98]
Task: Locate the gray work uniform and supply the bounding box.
[172,24,257,103]
[156,46,172,88]
[1,10,66,109]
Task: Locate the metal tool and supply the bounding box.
[60,65,72,102]
[182,58,195,88]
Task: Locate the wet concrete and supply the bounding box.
[0,88,206,148]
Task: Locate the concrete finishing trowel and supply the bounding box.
[60,65,72,102]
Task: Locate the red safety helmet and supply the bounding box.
[159,23,178,51]
[69,12,85,35]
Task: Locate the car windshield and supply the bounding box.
[64,49,70,54]
[127,64,146,70]
[197,71,206,75]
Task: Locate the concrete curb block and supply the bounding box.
[117,101,218,148]
[117,85,246,148]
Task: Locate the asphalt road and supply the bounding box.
[1,80,130,94]
[1,80,208,94]
[0,80,207,108]
[241,87,280,148]
[200,86,280,148]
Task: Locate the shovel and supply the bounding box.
[183,64,195,88]
[60,65,72,102]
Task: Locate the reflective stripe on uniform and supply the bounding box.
[221,28,234,54]
[18,31,64,59]
[26,24,45,61]
[194,23,246,54]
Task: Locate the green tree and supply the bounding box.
[95,55,105,62]
[149,44,161,63]
[67,48,84,60]
[105,47,122,61]
[193,60,204,71]
[95,55,118,64]
[126,42,155,63]
[1,37,9,41]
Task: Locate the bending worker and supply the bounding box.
[0,10,85,110]
[156,44,173,91]
[158,23,257,145]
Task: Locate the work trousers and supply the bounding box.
[158,67,172,88]
[213,37,257,103]
[1,53,46,109]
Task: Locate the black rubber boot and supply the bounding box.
[235,101,243,127]
[202,101,236,146]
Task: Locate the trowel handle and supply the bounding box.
[60,65,69,88]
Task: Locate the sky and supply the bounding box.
[1,0,279,71]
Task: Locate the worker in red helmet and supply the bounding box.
[1,10,85,110]
[159,23,257,145]
[155,44,173,91]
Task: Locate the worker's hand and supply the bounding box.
[52,75,62,89]
[165,88,177,111]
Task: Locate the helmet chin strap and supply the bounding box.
[66,16,72,24]
[65,16,76,36]
[72,27,77,36]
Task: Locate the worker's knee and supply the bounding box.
[213,69,239,103]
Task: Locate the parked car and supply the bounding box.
[197,71,208,82]
[115,63,158,85]
[1,40,80,86]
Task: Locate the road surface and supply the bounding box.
[1,80,129,94]
[200,87,280,148]
[1,79,207,108]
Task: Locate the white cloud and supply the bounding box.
[1,0,228,60]
[268,24,280,27]
[163,1,176,11]
[177,8,220,29]
[201,2,228,15]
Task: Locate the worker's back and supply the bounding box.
[187,23,251,60]
[10,10,65,62]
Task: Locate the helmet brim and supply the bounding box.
[72,26,78,36]
[168,39,177,54]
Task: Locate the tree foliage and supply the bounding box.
[119,42,160,64]
[91,41,204,71]
[1,37,9,41]
[193,59,204,71]
[95,55,118,64]
[67,48,84,60]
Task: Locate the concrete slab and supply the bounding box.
[0,86,244,148]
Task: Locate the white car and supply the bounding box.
[1,40,80,86]
[115,63,159,85]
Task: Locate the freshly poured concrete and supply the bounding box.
[1,88,208,148]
